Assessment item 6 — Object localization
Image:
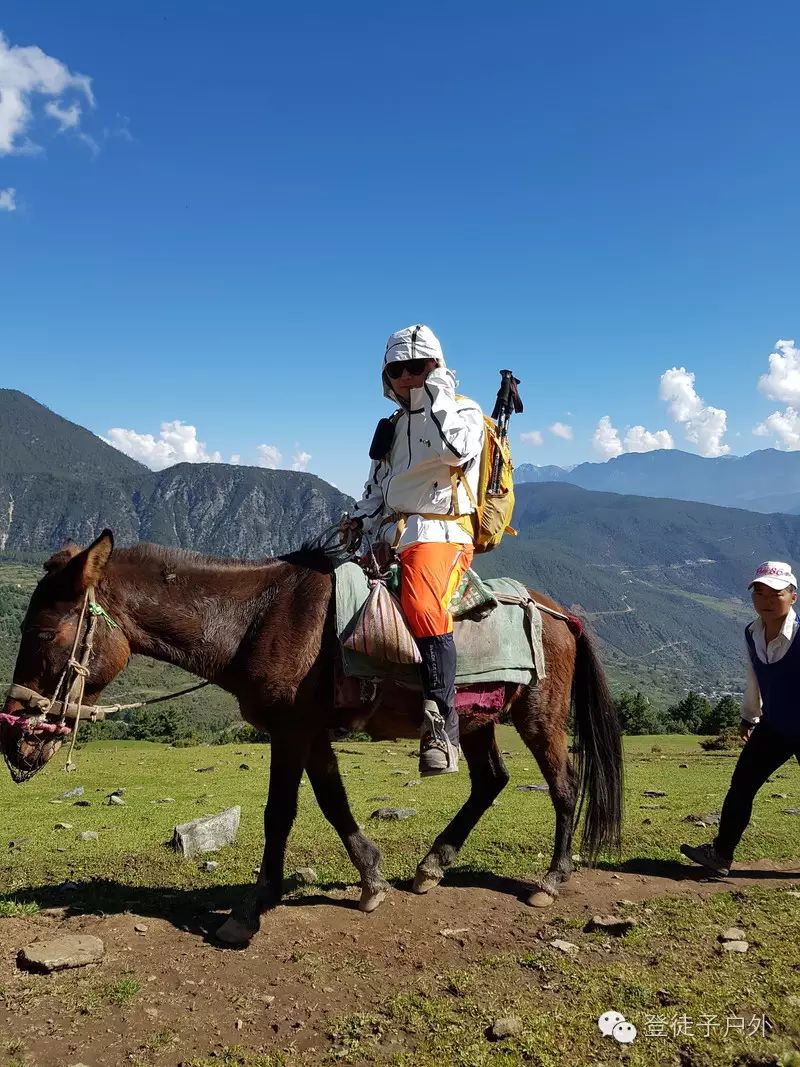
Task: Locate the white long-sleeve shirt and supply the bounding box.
[741,608,799,723]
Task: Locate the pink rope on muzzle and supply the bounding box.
[0,712,72,736]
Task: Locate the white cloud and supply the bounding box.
[592,417,623,459]
[44,99,81,131]
[256,444,282,469]
[291,450,312,472]
[624,425,674,453]
[103,420,227,471]
[520,430,543,446]
[0,31,94,156]
[754,406,800,450]
[757,338,800,405]
[659,367,729,457]
[0,187,16,212]
[549,421,573,440]
[593,416,674,459]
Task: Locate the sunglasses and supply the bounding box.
[385,358,429,380]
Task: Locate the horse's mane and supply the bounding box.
[279,525,355,574]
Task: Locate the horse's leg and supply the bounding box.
[305,730,389,913]
[217,724,311,945]
[512,681,577,908]
[413,721,509,893]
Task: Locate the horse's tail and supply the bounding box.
[571,628,623,863]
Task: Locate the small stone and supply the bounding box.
[781,808,800,815]
[194,766,216,773]
[62,786,85,798]
[134,923,148,933]
[391,769,409,776]
[235,1018,243,1031]
[617,899,636,907]
[294,867,318,885]
[262,995,275,1005]
[79,831,98,842]
[722,940,749,952]
[239,763,250,770]
[488,1015,523,1040]
[370,807,417,821]
[683,812,721,826]
[145,1007,159,1019]
[719,927,746,942]
[54,822,73,830]
[643,790,667,797]
[516,783,549,792]
[8,837,31,850]
[770,793,788,799]
[18,934,105,973]
[200,860,219,872]
[322,986,334,994]
[585,914,637,936]
[74,800,91,807]
[172,806,241,858]
[440,928,469,938]
[152,797,175,804]
[549,938,579,956]
[404,779,421,787]
[108,794,125,806]
[678,763,688,768]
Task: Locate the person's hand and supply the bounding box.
[339,516,363,552]
[739,719,755,742]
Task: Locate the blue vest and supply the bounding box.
[744,620,800,740]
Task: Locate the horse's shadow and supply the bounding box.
[8,859,798,947]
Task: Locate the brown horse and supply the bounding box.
[1,530,623,946]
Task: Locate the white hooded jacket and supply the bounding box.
[353,324,484,551]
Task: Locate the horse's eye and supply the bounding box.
[37,631,56,642]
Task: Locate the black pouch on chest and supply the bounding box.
[369,417,397,460]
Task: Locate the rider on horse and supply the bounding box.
[346,324,485,777]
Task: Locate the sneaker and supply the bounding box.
[680,842,731,877]
[419,733,459,777]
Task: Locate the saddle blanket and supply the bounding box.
[334,562,545,687]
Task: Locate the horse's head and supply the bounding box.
[1,530,130,781]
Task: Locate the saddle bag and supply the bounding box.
[341,579,422,665]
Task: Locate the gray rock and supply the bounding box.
[294,867,318,885]
[404,779,422,787]
[200,860,219,872]
[719,927,746,942]
[239,763,250,770]
[53,822,73,830]
[74,800,91,807]
[134,923,148,933]
[643,790,667,797]
[722,940,749,952]
[172,806,241,858]
[549,938,579,956]
[516,784,549,792]
[108,794,125,806]
[194,766,216,773]
[683,812,721,826]
[18,934,104,973]
[62,786,84,798]
[489,1015,523,1040]
[370,807,417,821]
[585,914,637,936]
[79,831,98,842]
[678,763,689,768]
[782,808,800,815]
[770,793,788,799]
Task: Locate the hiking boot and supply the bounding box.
[419,730,459,776]
[680,842,731,877]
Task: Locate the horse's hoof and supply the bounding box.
[412,868,442,895]
[215,917,257,945]
[526,890,556,908]
[359,887,386,913]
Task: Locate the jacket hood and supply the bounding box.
[382,323,447,402]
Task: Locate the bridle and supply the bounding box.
[2,586,209,779]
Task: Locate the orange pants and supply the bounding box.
[399,542,474,638]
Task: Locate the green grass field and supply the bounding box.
[1,732,799,1067]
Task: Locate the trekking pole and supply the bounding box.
[489,369,523,494]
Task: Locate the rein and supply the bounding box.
[2,586,209,774]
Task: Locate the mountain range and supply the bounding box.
[516,448,800,514]
[4,387,800,708]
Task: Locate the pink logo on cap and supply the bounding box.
[755,563,790,578]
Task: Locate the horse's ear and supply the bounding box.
[43,542,81,573]
[61,530,115,592]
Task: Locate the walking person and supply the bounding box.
[342,324,484,776]
[681,561,800,876]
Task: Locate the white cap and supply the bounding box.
[748,560,797,591]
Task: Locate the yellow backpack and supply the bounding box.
[453,409,517,554]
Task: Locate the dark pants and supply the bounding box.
[714,722,800,863]
[416,633,459,747]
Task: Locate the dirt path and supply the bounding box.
[2,860,798,1066]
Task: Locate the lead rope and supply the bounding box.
[62,589,100,772]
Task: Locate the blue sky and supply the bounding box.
[1,2,799,496]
